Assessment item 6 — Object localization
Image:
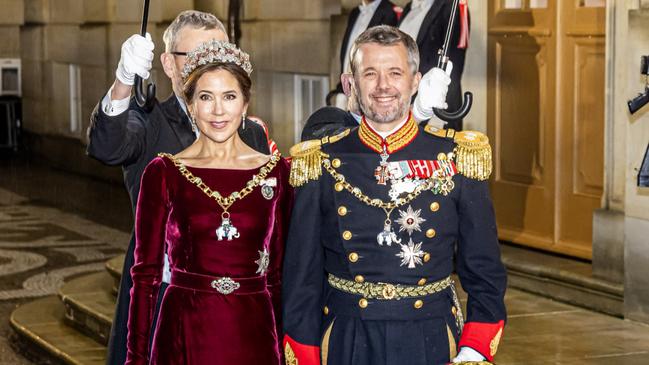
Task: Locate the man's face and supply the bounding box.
[352,43,420,129]
[163,26,228,96]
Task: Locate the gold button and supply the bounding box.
[335,182,344,192]
[426,228,436,238]
[430,202,440,212]
[452,306,457,316]
[418,278,427,286]
[323,306,329,315]
[332,158,341,168]
[359,298,368,308]
[348,252,359,262]
[437,153,447,161]
[423,252,431,263]
[354,275,365,283]
[342,230,352,240]
[338,206,348,216]
[414,300,424,309]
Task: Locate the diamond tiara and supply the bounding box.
[181,39,253,81]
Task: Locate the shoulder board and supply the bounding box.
[424,125,456,139]
[424,127,492,180]
[288,128,350,187]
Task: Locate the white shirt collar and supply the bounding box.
[175,94,200,137]
[411,0,434,10]
[359,0,381,14]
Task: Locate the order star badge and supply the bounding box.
[255,248,270,275]
[396,238,425,269]
[396,205,426,235]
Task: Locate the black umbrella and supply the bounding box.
[433,0,472,122]
[134,0,156,112]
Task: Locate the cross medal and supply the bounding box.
[374,145,391,185]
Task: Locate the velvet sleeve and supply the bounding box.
[281,175,324,365]
[455,176,507,361]
[125,157,169,365]
[268,159,294,339]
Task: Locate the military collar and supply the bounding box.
[359,112,419,154]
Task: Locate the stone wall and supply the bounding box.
[600,0,649,324]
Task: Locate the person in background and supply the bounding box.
[399,0,469,130]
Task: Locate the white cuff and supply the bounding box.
[412,95,434,122]
[101,86,131,116]
[453,347,486,362]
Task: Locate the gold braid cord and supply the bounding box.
[453,131,492,181]
[288,129,350,187]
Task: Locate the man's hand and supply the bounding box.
[412,61,453,121]
[115,33,155,86]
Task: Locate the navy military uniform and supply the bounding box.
[282,115,506,365]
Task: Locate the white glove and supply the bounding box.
[412,61,453,121]
[115,33,154,86]
[452,347,486,363]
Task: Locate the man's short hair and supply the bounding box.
[349,25,420,75]
[163,10,227,52]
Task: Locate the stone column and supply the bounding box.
[623,2,649,324]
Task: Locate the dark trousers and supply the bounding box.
[106,235,167,365]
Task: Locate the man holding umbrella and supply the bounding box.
[86,10,271,365]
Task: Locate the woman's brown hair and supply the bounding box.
[182,62,252,104]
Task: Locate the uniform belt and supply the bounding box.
[170,269,266,295]
[327,274,452,300]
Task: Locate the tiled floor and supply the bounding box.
[1,157,649,364]
[495,289,649,364]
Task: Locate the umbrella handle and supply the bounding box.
[134,0,155,112]
[433,91,473,122]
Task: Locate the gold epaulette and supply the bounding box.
[288,129,350,187]
[425,127,493,181]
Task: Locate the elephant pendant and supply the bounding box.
[376,222,401,246]
[216,216,240,241]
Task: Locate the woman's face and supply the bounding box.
[189,69,248,144]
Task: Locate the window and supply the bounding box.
[0,58,21,96]
[69,64,82,133]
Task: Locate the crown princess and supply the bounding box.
[181,39,253,81]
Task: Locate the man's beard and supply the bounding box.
[356,91,410,125]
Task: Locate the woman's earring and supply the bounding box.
[242,114,246,130]
[190,116,197,133]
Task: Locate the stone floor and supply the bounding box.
[1,154,649,364]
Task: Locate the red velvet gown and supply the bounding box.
[125,154,292,365]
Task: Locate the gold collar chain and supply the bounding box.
[160,152,281,212]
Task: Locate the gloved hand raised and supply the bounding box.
[412,61,453,121]
[115,33,155,86]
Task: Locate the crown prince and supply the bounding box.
[281,25,507,365]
